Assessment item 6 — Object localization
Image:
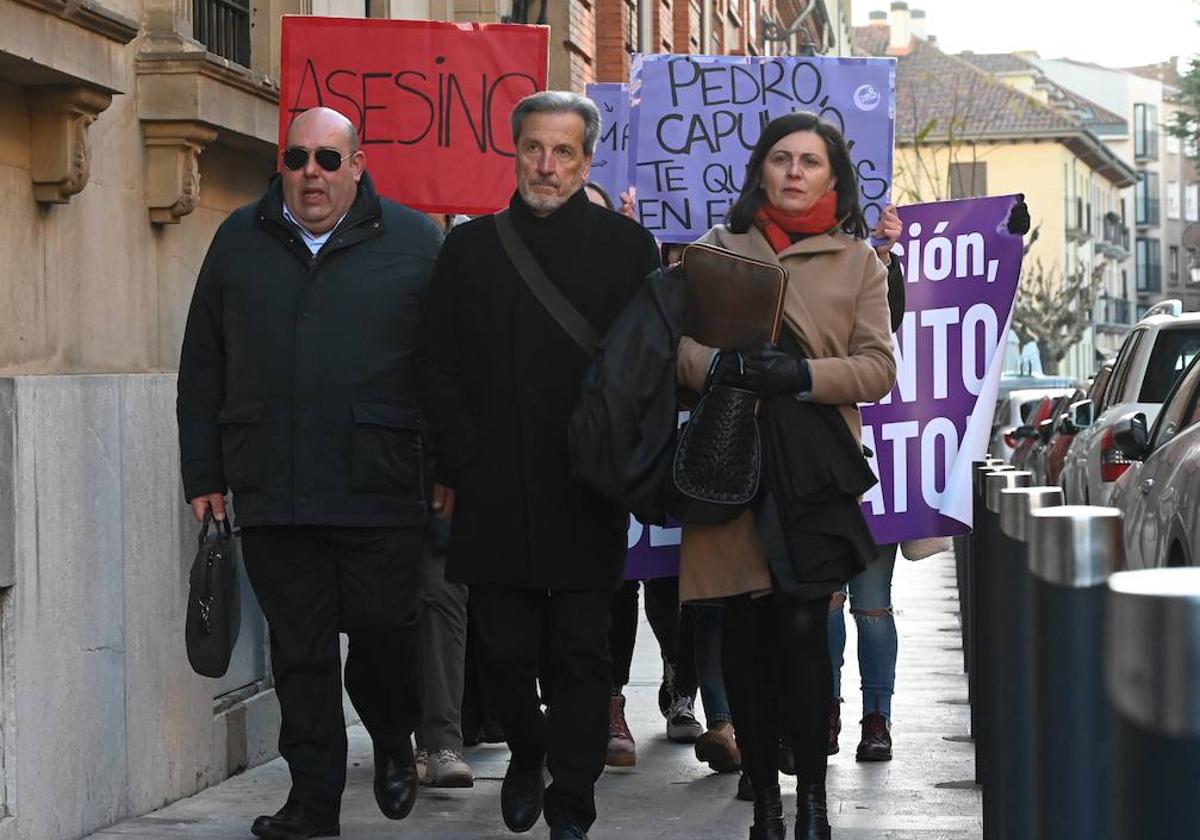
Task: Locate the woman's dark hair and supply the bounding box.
[584,181,615,210]
[725,112,868,239]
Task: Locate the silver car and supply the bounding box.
[1109,353,1200,570]
[1059,302,1200,505]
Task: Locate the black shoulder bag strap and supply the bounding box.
[494,209,600,357]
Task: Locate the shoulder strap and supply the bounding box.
[494,209,600,356]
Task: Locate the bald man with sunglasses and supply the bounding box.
[177,107,443,840]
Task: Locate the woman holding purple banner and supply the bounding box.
[674,112,897,840]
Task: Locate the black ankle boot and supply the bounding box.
[796,782,831,840]
[749,782,785,840]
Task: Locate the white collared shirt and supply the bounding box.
[282,202,348,256]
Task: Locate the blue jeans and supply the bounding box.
[693,605,731,726]
[829,544,898,720]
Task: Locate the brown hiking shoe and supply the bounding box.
[856,711,893,762]
[828,698,842,756]
[606,693,636,767]
[694,721,741,773]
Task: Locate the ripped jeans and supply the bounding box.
[828,544,898,720]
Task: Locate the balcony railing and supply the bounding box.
[1096,294,1132,329]
[193,0,250,66]
[1065,197,1092,241]
[1102,216,1130,252]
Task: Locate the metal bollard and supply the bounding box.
[1106,568,1200,840]
[992,486,1063,840]
[967,461,1011,744]
[1029,505,1123,840]
[962,457,1003,675]
[978,469,1030,835]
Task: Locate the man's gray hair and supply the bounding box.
[510,91,601,156]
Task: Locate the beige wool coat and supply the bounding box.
[675,223,897,602]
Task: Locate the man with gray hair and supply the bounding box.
[419,91,659,840]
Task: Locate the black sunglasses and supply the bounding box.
[282,147,350,172]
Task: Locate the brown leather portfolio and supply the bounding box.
[680,243,788,350]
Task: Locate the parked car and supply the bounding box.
[1108,353,1200,570]
[989,387,1076,463]
[1043,363,1114,487]
[1010,394,1063,474]
[1026,392,1081,484]
[1059,301,1200,505]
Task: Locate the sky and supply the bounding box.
[850,0,1200,69]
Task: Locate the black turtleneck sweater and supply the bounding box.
[419,188,660,589]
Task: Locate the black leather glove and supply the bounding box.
[1007,194,1031,235]
[704,348,744,393]
[736,345,812,396]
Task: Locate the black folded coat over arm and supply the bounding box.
[568,266,684,526]
[757,388,881,591]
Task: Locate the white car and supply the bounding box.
[1059,301,1200,505]
[988,386,1075,463]
[1109,353,1200,570]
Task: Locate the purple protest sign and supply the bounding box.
[625,515,680,580]
[859,195,1025,544]
[628,53,895,243]
[585,82,630,206]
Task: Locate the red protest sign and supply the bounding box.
[280,16,548,215]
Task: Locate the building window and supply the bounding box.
[1137,237,1162,293]
[192,0,251,66]
[1187,184,1200,223]
[949,162,987,199]
[1168,129,1182,156]
[1134,103,1159,160]
[1135,171,1161,226]
[1170,245,1181,286]
[1168,180,1181,220]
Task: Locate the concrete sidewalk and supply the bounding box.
[87,550,979,839]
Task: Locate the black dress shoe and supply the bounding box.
[501,756,545,833]
[549,822,589,840]
[251,801,339,840]
[373,744,419,820]
[795,782,832,840]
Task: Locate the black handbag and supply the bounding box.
[670,383,762,525]
[185,511,242,678]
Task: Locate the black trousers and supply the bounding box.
[242,526,422,819]
[609,577,698,699]
[471,585,613,831]
[722,592,832,790]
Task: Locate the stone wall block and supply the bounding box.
[10,376,129,839]
[118,374,224,814]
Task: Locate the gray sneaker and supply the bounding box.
[426,748,474,788]
[665,695,704,743]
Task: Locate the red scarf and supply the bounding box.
[754,191,839,253]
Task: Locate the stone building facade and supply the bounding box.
[0,1,836,838]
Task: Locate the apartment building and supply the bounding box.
[853,5,1137,377]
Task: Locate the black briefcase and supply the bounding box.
[185,511,242,678]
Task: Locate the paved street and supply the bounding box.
[87,550,979,840]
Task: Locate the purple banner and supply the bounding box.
[585,82,630,206]
[625,515,681,580]
[628,53,895,243]
[860,195,1025,544]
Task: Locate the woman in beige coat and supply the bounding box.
[675,113,896,840]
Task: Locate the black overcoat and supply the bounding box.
[177,172,443,527]
[419,189,660,590]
